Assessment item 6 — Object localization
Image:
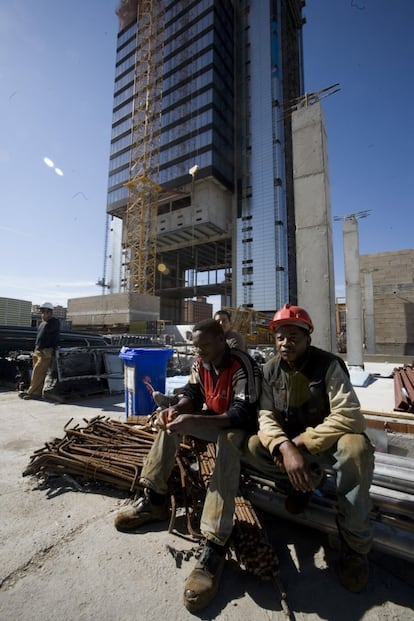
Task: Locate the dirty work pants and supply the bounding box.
[140,426,246,546]
[27,348,54,397]
[244,433,375,555]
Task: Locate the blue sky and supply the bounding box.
[0,0,413,308]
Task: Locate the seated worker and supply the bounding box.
[114,319,261,613]
[153,309,246,408]
[244,304,374,593]
[214,309,246,352]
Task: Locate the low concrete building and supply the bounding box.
[0,297,32,327]
[360,249,414,356]
[67,293,160,333]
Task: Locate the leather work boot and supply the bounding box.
[114,489,170,532]
[336,543,369,593]
[19,392,42,400]
[152,391,180,408]
[183,543,226,612]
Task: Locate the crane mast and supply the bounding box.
[122,0,164,295]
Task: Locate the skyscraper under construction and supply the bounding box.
[104,0,305,323]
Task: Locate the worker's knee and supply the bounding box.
[336,433,374,469]
[246,433,263,455]
[218,428,245,449]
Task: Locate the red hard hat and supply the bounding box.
[269,304,314,333]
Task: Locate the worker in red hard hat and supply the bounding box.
[244,303,374,594]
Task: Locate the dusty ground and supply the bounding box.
[1,388,414,621]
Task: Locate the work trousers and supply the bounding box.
[27,348,54,397]
[244,433,375,555]
[140,425,246,546]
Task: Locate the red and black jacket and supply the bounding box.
[181,346,261,432]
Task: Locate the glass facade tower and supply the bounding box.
[104,0,304,320]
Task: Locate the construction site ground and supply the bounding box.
[1,362,414,621]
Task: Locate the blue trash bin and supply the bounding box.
[119,347,174,418]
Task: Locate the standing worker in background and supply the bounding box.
[244,303,374,593]
[19,303,60,400]
[214,309,246,352]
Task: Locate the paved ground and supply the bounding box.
[1,379,414,621]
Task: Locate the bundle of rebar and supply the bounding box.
[23,416,156,492]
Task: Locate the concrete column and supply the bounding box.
[292,102,336,351]
[343,217,364,367]
[363,271,376,354]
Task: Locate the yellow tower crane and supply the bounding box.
[119,0,165,295]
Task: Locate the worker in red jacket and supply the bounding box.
[114,318,261,613]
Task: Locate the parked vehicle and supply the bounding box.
[0,326,109,389]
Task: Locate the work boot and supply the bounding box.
[336,541,369,593]
[152,391,179,408]
[18,392,41,400]
[183,542,226,612]
[114,489,170,532]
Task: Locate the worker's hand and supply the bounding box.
[166,414,195,436]
[279,441,314,493]
[272,454,286,472]
[155,407,178,430]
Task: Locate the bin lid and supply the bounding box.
[119,347,174,361]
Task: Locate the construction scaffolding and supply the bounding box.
[122,0,165,295]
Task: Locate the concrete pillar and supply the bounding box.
[292,102,336,352]
[363,271,376,354]
[343,217,364,367]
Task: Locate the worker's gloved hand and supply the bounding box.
[155,407,178,430]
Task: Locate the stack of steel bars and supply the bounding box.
[23,416,156,492]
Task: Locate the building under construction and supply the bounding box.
[102,0,305,324]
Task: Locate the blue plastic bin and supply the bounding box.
[119,347,174,418]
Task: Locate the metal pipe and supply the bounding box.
[372,463,414,494]
[244,473,414,519]
[374,452,414,468]
[246,487,414,563]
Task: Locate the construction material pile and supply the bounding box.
[23,416,156,491]
[393,364,414,413]
[24,419,289,613]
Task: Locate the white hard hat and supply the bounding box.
[40,302,54,310]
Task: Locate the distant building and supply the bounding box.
[360,249,414,356]
[183,297,213,324]
[0,297,32,327]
